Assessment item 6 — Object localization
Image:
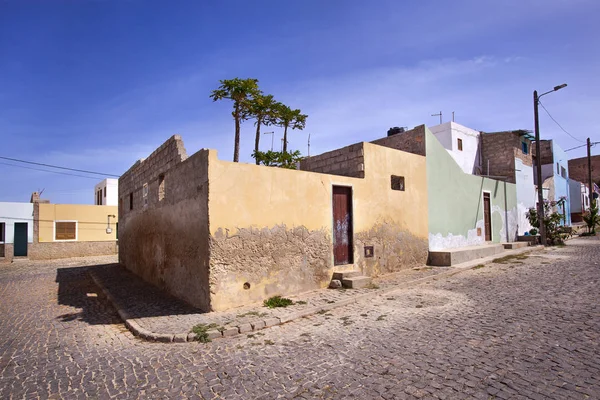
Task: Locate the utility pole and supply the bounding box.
[588,137,594,207]
[533,90,546,246]
[533,83,567,246]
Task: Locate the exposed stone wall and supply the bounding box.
[354,222,428,277]
[569,155,600,186]
[300,143,365,178]
[370,125,426,156]
[481,131,533,184]
[209,225,332,311]
[118,137,211,311]
[533,140,554,165]
[28,241,118,260]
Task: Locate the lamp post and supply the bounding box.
[534,83,567,245]
[263,131,275,151]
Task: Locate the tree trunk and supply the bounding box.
[234,104,240,162]
[283,124,288,153]
[254,117,262,165]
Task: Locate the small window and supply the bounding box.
[55,221,76,241]
[103,187,106,197]
[557,163,560,174]
[521,141,528,155]
[129,193,133,210]
[457,138,463,151]
[0,222,5,243]
[561,166,566,179]
[391,175,405,191]
[158,174,165,201]
[143,183,148,208]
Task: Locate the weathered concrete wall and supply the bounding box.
[426,129,518,250]
[569,154,600,186]
[299,143,365,178]
[0,244,13,262]
[118,136,211,311]
[28,241,118,260]
[207,141,428,311]
[370,125,426,156]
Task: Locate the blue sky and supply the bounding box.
[1,0,599,204]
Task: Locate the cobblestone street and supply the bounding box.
[1,237,599,399]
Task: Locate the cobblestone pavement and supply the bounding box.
[1,237,599,399]
[89,260,450,339]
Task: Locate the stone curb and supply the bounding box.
[90,245,545,343]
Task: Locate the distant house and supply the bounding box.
[568,180,591,223]
[94,178,118,206]
[0,189,118,262]
[533,140,571,226]
[428,122,536,236]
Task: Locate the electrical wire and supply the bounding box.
[0,162,103,180]
[0,156,120,177]
[564,144,588,152]
[537,100,586,143]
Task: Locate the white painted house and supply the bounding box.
[94,178,118,206]
[0,202,34,259]
[429,122,482,175]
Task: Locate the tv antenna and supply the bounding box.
[431,111,442,124]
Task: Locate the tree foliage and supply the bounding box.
[246,93,277,164]
[210,78,260,162]
[252,150,302,169]
[525,197,569,245]
[582,201,599,234]
[272,103,307,153]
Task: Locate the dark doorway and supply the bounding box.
[483,192,492,241]
[332,186,353,265]
[14,222,28,257]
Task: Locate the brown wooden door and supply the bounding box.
[332,186,353,265]
[483,192,492,241]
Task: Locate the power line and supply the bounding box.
[565,142,599,152]
[0,162,103,180]
[0,156,120,177]
[537,100,586,143]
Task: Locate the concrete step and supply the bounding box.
[517,235,540,245]
[332,271,362,281]
[341,276,372,289]
[503,242,529,250]
[428,243,505,266]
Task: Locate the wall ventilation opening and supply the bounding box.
[158,174,165,201]
[391,175,405,191]
[243,282,251,290]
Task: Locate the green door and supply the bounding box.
[14,223,28,257]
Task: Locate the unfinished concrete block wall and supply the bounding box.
[299,143,365,178]
[370,125,426,156]
[118,136,211,311]
[569,155,600,186]
[481,132,532,184]
[533,140,554,165]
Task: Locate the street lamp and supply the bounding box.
[534,83,567,246]
[263,131,275,151]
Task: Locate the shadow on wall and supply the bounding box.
[56,264,202,325]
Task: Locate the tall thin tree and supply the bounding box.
[273,103,307,153]
[210,78,260,162]
[247,93,276,164]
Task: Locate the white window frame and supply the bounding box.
[53,220,78,242]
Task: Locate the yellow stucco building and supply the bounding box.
[119,135,429,312]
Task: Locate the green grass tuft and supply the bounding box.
[191,323,219,343]
[263,295,294,308]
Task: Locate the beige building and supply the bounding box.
[0,192,118,262]
[119,135,429,312]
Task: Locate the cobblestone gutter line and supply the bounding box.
[90,245,544,343]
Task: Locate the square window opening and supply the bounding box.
[391,175,405,191]
[457,138,463,151]
[521,141,529,155]
[55,221,76,241]
[158,174,165,201]
[129,193,133,210]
